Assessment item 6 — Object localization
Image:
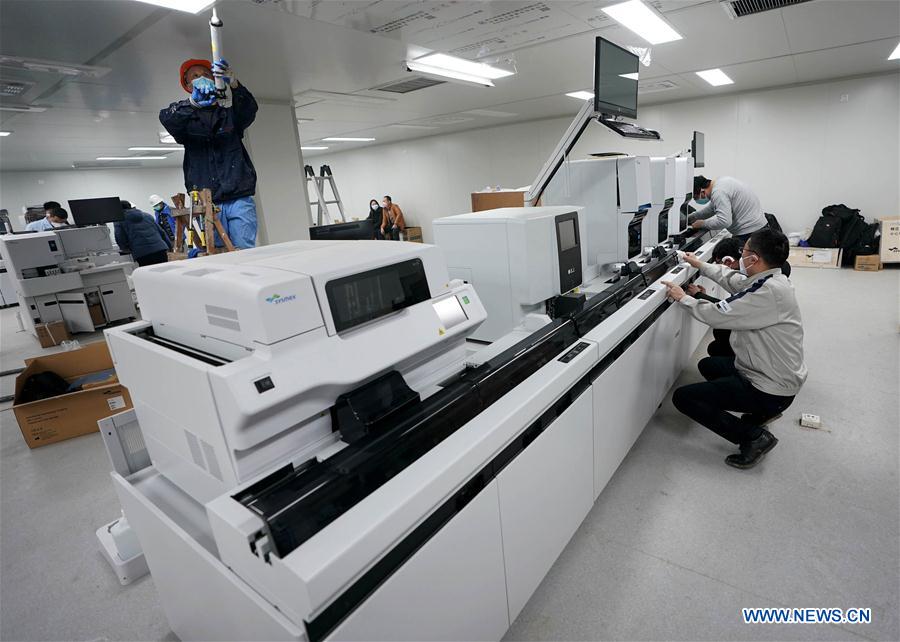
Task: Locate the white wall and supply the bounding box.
[313,72,900,242]
[0,167,184,229]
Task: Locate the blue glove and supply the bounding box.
[191,76,217,107]
[212,58,234,86]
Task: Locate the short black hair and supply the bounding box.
[746,227,789,267]
[120,200,133,210]
[710,236,743,263]
[48,207,68,220]
[693,175,710,196]
[383,195,392,202]
[43,201,61,210]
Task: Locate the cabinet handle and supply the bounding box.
[101,290,114,295]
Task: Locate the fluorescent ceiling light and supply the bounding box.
[414,54,515,80]
[159,132,176,144]
[619,73,640,80]
[0,55,110,78]
[96,156,168,161]
[301,146,329,150]
[565,91,594,100]
[407,60,495,87]
[0,105,47,112]
[0,131,11,136]
[602,0,683,45]
[128,146,184,152]
[323,137,375,142]
[696,68,734,86]
[132,0,214,13]
[388,124,438,130]
[889,41,900,60]
[464,109,517,118]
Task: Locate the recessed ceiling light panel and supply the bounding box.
[696,68,734,86]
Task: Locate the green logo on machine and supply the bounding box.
[265,293,297,304]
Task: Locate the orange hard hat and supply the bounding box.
[179,58,212,93]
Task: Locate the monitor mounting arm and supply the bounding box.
[525,100,661,206]
[525,99,596,207]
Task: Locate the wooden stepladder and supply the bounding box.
[170,189,235,255]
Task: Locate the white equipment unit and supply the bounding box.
[646,157,676,246]
[106,241,488,503]
[670,157,696,236]
[105,232,726,642]
[0,227,136,337]
[0,259,16,307]
[542,156,651,274]
[431,206,586,342]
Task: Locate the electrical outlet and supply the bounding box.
[800,413,822,429]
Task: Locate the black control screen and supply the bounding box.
[557,219,577,251]
[628,215,643,259]
[326,258,431,333]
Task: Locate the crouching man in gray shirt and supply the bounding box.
[662,228,807,469]
[690,175,768,244]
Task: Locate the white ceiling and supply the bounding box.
[0,0,897,170]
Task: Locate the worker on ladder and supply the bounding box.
[159,58,258,249]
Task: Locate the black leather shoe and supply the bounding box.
[726,429,778,469]
[740,412,782,426]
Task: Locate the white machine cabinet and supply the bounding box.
[497,386,594,622]
[330,480,510,642]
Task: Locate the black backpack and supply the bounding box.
[844,222,880,265]
[764,212,783,233]
[808,215,841,248]
[18,371,70,404]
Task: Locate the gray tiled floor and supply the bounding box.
[1,267,898,641]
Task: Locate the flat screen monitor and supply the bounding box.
[594,36,639,119]
[692,131,705,168]
[68,197,124,226]
[309,220,374,241]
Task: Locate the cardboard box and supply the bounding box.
[879,217,900,264]
[854,254,882,271]
[471,190,530,212]
[35,320,71,348]
[88,303,106,327]
[403,226,423,243]
[13,341,133,448]
[788,247,842,269]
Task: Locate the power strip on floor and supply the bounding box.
[800,413,822,429]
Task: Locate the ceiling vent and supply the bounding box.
[638,79,679,93]
[719,0,814,19]
[373,77,447,94]
[0,80,34,97]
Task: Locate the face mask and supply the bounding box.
[695,197,710,205]
[738,256,756,275]
[371,204,379,211]
[153,205,163,212]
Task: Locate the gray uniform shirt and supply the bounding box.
[692,176,767,236]
[679,264,807,396]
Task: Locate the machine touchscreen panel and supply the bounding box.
[326,258,431,332]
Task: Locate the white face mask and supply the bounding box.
[738,255,756,275]
[371,204,379,210]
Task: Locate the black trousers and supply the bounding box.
[707,329,735,357]
[136,250,169,267]
[672,356,795,446]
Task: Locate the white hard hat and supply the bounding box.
[149,194,163,206]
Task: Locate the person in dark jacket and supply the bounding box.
[367,199,384,239]
[159,58,258,249]
[115,201,171,267]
